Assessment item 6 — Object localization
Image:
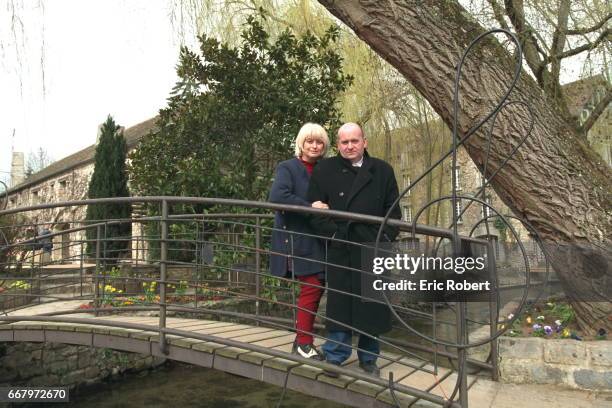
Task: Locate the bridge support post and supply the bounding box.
[255,216,261,323]
[102,222,107,302]
[487,240,500,381]
[454,237,469,408]
[30,245,36,305]
[159,199,169,355]
[457,301,469,408]
[135,228,139,266]
[94,225,101,317]
[79,241,84,298]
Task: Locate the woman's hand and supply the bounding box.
[311,201,329,209]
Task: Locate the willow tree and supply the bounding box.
[315,0,611,333]
[168,0,420,148]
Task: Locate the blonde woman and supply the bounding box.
[269,123,329,360]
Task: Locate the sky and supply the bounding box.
[0,0,188,186]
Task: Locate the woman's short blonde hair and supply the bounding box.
[294,123,330,158]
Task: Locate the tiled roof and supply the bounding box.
[562,74,608,117]
[7,117,158,194]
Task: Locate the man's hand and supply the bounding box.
[311,201,329,209]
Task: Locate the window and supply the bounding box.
[481,195,492,219]
[452,165,461,191]
[59,179,68,197]
[402,205,413,223]
[479,173,486,189]
[31,190,40,204]
[402,174,411,196]
[453,198,463,224]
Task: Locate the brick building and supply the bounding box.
[3,118,157,262]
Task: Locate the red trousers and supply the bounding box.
[295,274,324,345]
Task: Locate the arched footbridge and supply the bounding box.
[0,196,549,407]
[2,311,496,408]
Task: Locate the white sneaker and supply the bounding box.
[294,343,323,360]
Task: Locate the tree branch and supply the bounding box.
[579,87,612,135]
[486,0,509,30]
[549,0,570,88]
[566,12,612,35]
[503,0,547,83]
[548,28,611,61]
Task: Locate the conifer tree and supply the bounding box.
[85,116,131,261]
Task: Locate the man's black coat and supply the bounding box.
[307,151,402,335]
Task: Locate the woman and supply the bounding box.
[269,122,329,360]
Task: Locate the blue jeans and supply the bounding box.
[322,330,380,364]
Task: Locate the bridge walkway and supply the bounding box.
[1,313,489,407]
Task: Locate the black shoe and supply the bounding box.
[294,343,324,361]
[359,361,380,377]
[322,360,341,378]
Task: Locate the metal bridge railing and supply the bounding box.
[0,195,551,407]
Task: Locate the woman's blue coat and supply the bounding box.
[268,158,325,277]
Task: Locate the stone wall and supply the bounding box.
[0,341,165,389]
[498,337,612,391]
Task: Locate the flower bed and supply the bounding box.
[79,281,234,309]
[500,299,607,341]
[467,298,611,391]
[0,280,32,310]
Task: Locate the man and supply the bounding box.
[39,225,53,265]
[307,122,401,377]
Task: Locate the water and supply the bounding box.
[43,307,479,408]
[52,362,348,408]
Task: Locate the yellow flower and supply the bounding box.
[562,328,571,338]
[526,316,532,324]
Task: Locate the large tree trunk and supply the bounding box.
[318,0,612,333]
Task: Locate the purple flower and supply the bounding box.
[544,325,553,335]
[533,323,542,330]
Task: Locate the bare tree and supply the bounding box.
[478,0,611,132]
[25,147,54,177]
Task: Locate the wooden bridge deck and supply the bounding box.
[0,315,494,407]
